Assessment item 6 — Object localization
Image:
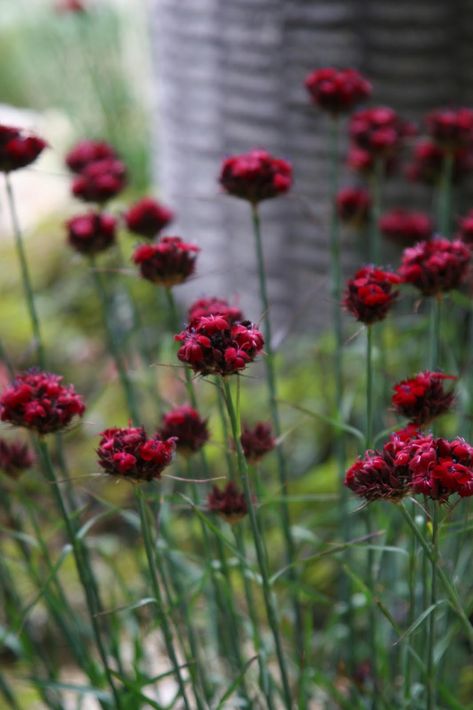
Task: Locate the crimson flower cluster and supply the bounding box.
[399,238,470,297]
[240,422,275,464]
[158,405,209,456]
[346,430,473,503]
[392,371,456,425]
[187,297,244,324]
[406,141,472,185]
[66,140,116,173]
[125,197,174,239]
[66,212,116,256]
[304,67,371,115]
[457,210,473,246]
[350,107,413,158]
[0,438,34,478]
[97,426,176,481]
[132,236,199,287]
[55,0,86,12]
[207,481,247,523]
[347,146,397,177]
[336,187,371,227]
[0,371,85,435]
[0,125,47,173]
[343,266,401,324]
[175,315,264,376]
[219,150,292,204]
[426,108,473,150]
[379,209,433,247]
[72,158,127,204]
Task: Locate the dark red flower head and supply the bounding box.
[379,209,433,248]
[304,67,372,114]
[72,158,127,203]
[350,107,413,158]
[175,315,264,376]
[158,405,209,456]
[124,197,174,239]
[132,236,199,287]
[0,371,85,435]
[0,125,47,173]
[392,371,456,425]
[55,0,86,13]
[343,266,401,324]
[65,140,116,173]
[406,140,473,185]
[240,422,275,464]
[187,297,244,324]
[457,210,473,246]
[219,150,292,204]
[403,435,473,501]
[398,238,470,297]
[207,481,247,523]
[0,438,34,478]
[336,187,371,227]
[66,211,116,256]
[97,426,176,481]
[347,146,397,177]
[425,108,473,150]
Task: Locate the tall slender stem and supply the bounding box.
[222,377,293,709]
[4,173,45,367]
[426,503,439,710]
[429,297,441,371]
[437,152,454,236]
[368,159,383,264]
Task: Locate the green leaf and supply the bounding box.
[394,600,448,646]
[95,597,158,617]
[278,400,364,442]
[25,679,110,701]
[216,656,258,709]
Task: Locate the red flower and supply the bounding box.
[426,108,473,150]
[304,67,372,114]
[457,210,473,246]
[66,140,116,174]
[97,426,176,481]
[124,197,174,239]
[392,371,456,425]
[0,125,47,173]
[398,238,470,296]
[207,481,247,523]
[72,158,127,203]
[0,371,85,435]
[350,107,413,158]
[405,435,473,501]
[187,297,244,324]
[66,212,116,256]
[55,0,86,13]
[132,236,199,287]
[0,438,34,478]
[219,150,292,204]
[240,422,275,464]
[406,140,472,185]
[158,405,209,456]
[343,266,401,324]
[336,187,371,227]
[379,209,433,248]
[175,315,264,376]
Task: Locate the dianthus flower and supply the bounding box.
[350,107,413,157]
[219,150,292,204]
[55,0,86,13]
[66,211,116,255]
[406,141,472,185]
[187,297,244,324]
[97,426,176,481]
[0,438,34,477]
[207,481,247,523]
[392,371,456,425]
[457,210,473,246]
[0,371,85,435]
[304,67,372,114]
[398,238,470,296]
[132,236,199,287]
[0,125,47,172]
[65,140,116,173]
[379,209,433,248]
[404,435,473,501]
[72,158,127,203]
[240,422,275,464]
[347,146,397,176]
[343,266,401,324]
[336,187,371,227]
[158,405,209,456]
[175,315,264,376]
[425,108,473,150]
[124,197,174,239]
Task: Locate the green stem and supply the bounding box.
[369,159,383,264]
[429,297,441,371]
[426,504,439,710]
[250,202,303,656]
[37,438,122,709]
[437,152,454,236]
[5,173,46,367]
[0,670,20,710]
[222,377,293,709]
